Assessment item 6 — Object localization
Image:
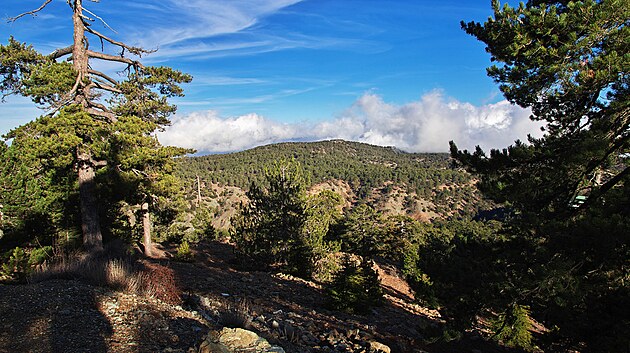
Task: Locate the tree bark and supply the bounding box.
[73,0,103,251]
[72,0,90,108]
[78,151,103,251]
[141,202,153,257]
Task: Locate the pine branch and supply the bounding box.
[7,0,54,22]
[48,73,83,112]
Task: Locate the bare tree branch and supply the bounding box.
[82,7,117,33]
[93,160,108,168]
[86,107,117,122]
[93,81,122,94]
[49,46,74,60]
[7,0,54,22]
[85,27,154,57]
[80,13,95,23]
[88,69,118,85]
[88,100,113,114]
[579,165,630,210]
[86,50,144,69]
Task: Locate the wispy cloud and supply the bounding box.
[189,75,267,86]
[158,91,544,154]
[122,0,303,56]
[159,0,302,45]
[105,0,386,62]
[203,86,324,106]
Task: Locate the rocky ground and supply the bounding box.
[0,240,523,353]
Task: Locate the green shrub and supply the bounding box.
[232,159,341,279]
[325,256,382,314]
[215,228,230,241]
[312,251,343,284]
[491,304,534,351]
[175,240,194,262]
[1,247,31,282]
[28,246,53,266]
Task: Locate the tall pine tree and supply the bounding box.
[450,0,629,349]
[1,1,191,252]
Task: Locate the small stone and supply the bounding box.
[271,320,280,329]
[369,341,391,353]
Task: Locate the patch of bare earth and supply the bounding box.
[0,279,207,353]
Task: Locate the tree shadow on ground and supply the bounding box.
[0,280,112,353]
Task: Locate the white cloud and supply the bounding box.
[158,91,544,154]
[159,111,300,152]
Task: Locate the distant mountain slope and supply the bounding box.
[175,140,492,227]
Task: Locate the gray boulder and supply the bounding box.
[199,327,285,353]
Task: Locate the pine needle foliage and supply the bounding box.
[491,304,534,351]
[325,255,382,315]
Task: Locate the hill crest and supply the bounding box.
[176,139,491,230]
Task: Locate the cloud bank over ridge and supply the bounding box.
[158,91,543,154]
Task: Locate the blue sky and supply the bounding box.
[0,0,541,153]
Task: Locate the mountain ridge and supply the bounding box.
[175,139,492,231]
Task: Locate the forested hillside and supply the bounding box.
[176,139,493,228]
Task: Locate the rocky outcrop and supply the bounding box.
[198,327,285,353]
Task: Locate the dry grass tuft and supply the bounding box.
[31,246,182,305]
[218,298,253,329]
[139,262,182,304]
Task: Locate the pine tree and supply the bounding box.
[325,255,382,314]
[455,0,629,217]
[231,159,309,274]
[451,1,629,349]
[1,1,192,252]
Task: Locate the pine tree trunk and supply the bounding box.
[72,0,88,95]
[196,175,202,206]
[73,0,103,251]
[78,151,103,251]
[141,202,153,257]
